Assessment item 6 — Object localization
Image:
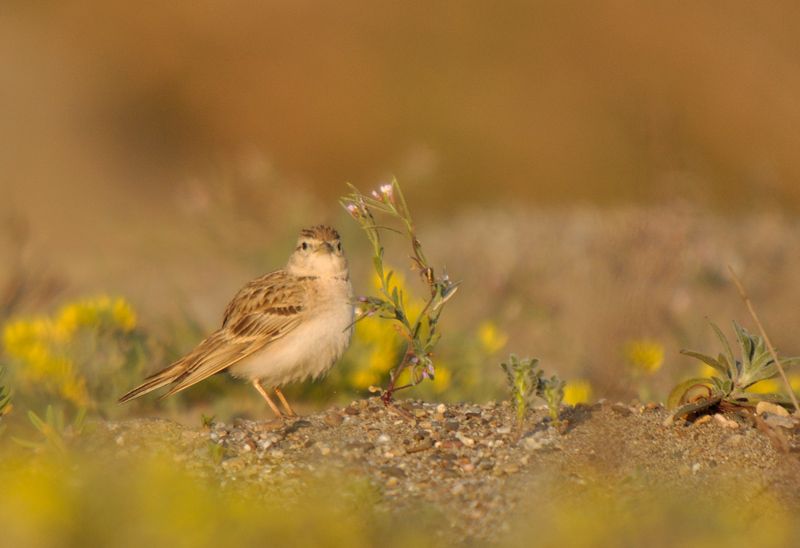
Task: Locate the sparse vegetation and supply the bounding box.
[501,354,564,431]
[341,180,458,403]
[667,321,800,423]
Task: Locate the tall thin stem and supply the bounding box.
[728,265,800,414]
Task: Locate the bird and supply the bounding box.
[119,225,353,418]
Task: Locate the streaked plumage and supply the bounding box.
[119,225,353,417]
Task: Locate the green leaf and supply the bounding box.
[27,410,47,434]
[728,391,793,406]
[739,363,778,389]
[733,321,753,375]
[710,321,736,374]
[680,350,727,375]
[709,375,732,394]
[778,357,800,369]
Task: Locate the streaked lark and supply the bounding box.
[119,225,353,418]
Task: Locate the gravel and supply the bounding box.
[93,398,800,543]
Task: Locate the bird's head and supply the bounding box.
[287,225,348,277]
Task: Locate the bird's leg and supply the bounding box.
[274,387,297,417]
[251,379,284,419]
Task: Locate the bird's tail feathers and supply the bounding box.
[118,361,187,404]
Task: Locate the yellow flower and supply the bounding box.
[1,294,139,409]
[698,364,717,378]
[349,369,380,390]
[55,296,137,334]
[624,339,664,374]
[431,365,451,393]
[563,379,592,405]
[60,372,91,408]
[111,297,137,332]
[791,375,800,393]
[747,378,782,394]
[478,322,508,354]
[3,319,52,360]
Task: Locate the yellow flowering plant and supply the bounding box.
[1,296,149,420]
[624,339,665,375]
[563,379,592,406]
[341,179,458,403]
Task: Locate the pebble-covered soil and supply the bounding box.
[94,398,800,543]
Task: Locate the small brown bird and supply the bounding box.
[119,225,353,418]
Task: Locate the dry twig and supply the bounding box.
[727,265,800,414]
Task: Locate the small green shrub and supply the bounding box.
[501,354,564,430]
[667,321,800,423]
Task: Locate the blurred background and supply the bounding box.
[3,1,800,421]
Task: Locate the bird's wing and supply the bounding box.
[158,270,308,397]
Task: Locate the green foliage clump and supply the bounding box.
[501,354,565,430]
[667,321,800,423]
[341,179,458,403]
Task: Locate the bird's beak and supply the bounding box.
[319,242,335,253]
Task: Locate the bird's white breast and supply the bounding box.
[228,277,353,387]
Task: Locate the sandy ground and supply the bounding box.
[92,398,800,544]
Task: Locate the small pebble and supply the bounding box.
[406,439,434,454]
[376,434,391,445]
[756,401,790,417]
[456,433,475,447]
[436,403,447,414]
[713,414,739,429]
[381,466,406,478]
[611,403,632,417]
[764,414,797,429]
[324,413,344,427]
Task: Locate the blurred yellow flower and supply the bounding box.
[698,364,717,378]
[349,369,381,390]
[624,339,664,374]
[563,379,592,405]
[431,365,451,393]
[110,298,137,332]
[478,321,508,354]
[56,296,137,334]
[1,295,139,409]
[747,378,782,394]
[60,374,91,408]
[348,266,430,392]
[791,375,800,393]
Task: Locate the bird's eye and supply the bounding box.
[301,242,309,250]
[336,242,342,252]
